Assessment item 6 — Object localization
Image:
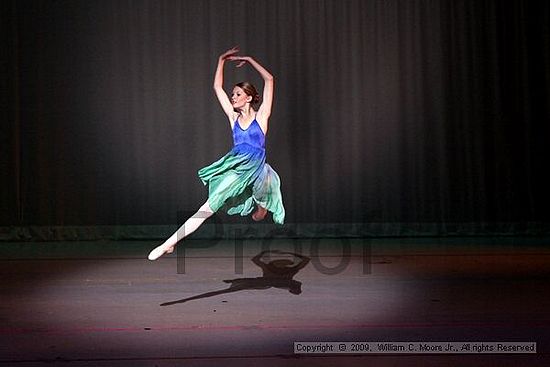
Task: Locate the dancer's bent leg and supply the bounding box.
[252,205,267,221]
[148,201,214,260]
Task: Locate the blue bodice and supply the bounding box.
[233,119,265,150]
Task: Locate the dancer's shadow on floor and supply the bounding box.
[160,250,310,306]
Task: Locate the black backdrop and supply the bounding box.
[2,0,549,237]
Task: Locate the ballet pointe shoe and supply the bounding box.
[148,243,175,261]
[252,205,268,222]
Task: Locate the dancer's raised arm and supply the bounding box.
[228,55,274,128]
[214,47,239,122]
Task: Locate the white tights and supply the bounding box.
[148,200,214,260]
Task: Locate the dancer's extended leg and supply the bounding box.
[148,201,214,260]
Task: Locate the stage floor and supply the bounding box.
[1,237,549,366]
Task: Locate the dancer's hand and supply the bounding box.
[219,46,240,61]
[227,55,251,68]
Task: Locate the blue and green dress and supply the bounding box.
[197,117,285,224]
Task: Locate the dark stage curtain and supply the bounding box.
[2,0,549,238]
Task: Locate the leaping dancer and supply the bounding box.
[148,47,285,260]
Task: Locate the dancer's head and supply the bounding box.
[232,82,260,110]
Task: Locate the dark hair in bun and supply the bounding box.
[235,82,261,106]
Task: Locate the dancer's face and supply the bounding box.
[231,86,252,109]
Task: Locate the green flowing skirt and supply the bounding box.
[197,144,285,224]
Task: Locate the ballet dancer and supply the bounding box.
[148,47,285,260]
